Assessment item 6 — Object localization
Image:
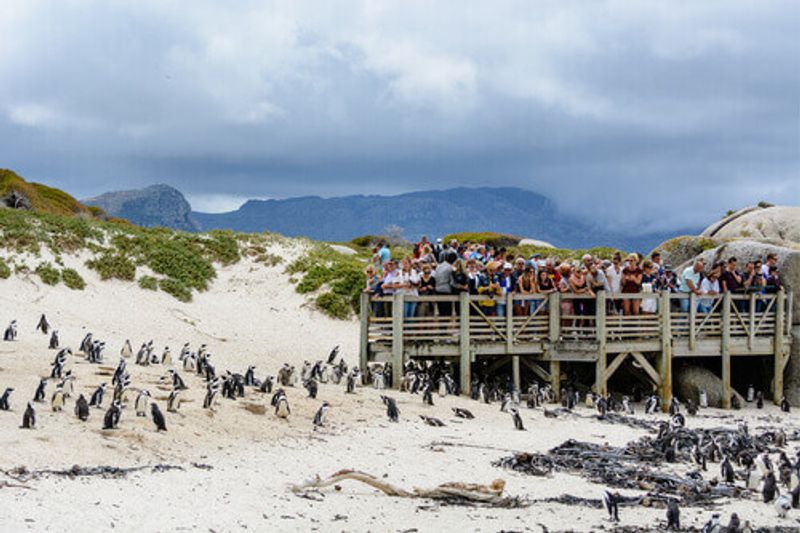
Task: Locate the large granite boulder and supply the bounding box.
[674,365,745,407]
[702,205,800,245]
[651,235,721,269]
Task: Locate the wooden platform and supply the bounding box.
[359,290,793,409]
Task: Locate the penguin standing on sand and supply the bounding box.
[763,471,779,503]
[161,346,171,366]
[313,402,329,428]
[509,406,525,431]
[259,376,274,394]
[603,490,620,522]
[51,385,65,412]
[304,378,318,399]
[346,369,358,394]
[103,401,121,429]
[167,389,181,412]
[89,383,106,408]
[151,403,167,431]
[701,513,721,533]
[0,388,13,410]
[36,314,50,334]
[666,500,680,530]
[74,394,89,421]
[4,320,18,341]
[120,339,133,359]
[49,330,59,350]
[274,391,290,419]
[33,378,47,403]
[22,402,36,428]
[135,390,151,417]
[781,397,791,413]
[721,456,735,484]
[755,391,764,409]
[422,380,434,406]
[381,395,399,422]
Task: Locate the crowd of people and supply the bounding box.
[364,236,784,319]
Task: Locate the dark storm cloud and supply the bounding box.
[1,1,797,228]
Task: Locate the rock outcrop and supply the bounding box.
[701,204,800,246]
[674,365,745,408]
[85,184,200,231]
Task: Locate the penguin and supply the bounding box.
[0,387,13,410]
[161,346,172,366]
[746,384,754,402]
[22,401,36,428]
[730,395,741,410]
[756,390,764,409]
[645,395,658,414]
[278,364,293,387]
[781,396,791,413]
[791,482,800,509]
[170,370,187,390]
[313,402,329,428]
[776,494,791,518]
[763,471,779,503]
[669,398,680,415]
[452,407,474,419]
[326,345,340,365]
[721,456,735,484]
[665,499,680,530]
[135,390,151,417]
[509,406,525,431]
[33,378,47,403]
[74,394,89,421]
[686,399,698,416]
[422,381,434,406]
[381,395,399,422]
[259,375,274,394]
[701,513,721,533]
[4,320,18,341]
[48,330,60,350]
[120,339,133,358]
[79,333,93,354]
[36,314,50,334]
[346,369,358,394]
[51,385,65,411]
[304,378,318,399]
[167,389,181,412]
[275,393,290,419]
[88,383,107,409]
[420,415,445,427]
[151,403,167,431]
[60,373,74,399]
[244,365,257,387]
[103,401,121,429]
[602,490,620,522]
[438,378,447,397]
[203,381,219,409]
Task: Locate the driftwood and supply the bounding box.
[291,469,528,508]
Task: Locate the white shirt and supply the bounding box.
[699,278,720,308]
[606,265,622,293]
[395,270,420,297]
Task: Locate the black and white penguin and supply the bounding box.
[381,395,399,422]
[686,399,698,416]
[346,368,358,394]
[33,378,47,403]
[326,345,340,365]
[509,406,525,431]
[259,375,274,394]
[721,456,735,484]
[763,471,779,503]
[203,380,219,409]
[103,401,121,429]
[169,370,187,390]
[79,333,93,354]
[74,394,89,421]
[135,390,151,417]
[3,320,18,341]
[756,390,764,409]
[22,401,36,429]
[452,407,474,419]
[665,499,680,530]
[48,330,59,350]
[120,339,133,359]
[244,366,257,387]
[669,398,680,415]
[313,402,329,428]
[161,346,171,366]
[701,513,721,533]
[645,395,658,414]
[776,494,791,518]
[89,383,106,408]
[781,396,791,413]
[275,392,290,419]
[422,381,434,406]
[0,387,13,410]
[51,385,65,412]
[304,378,318,399]
[420,415,445,427]
[746,384,754,402]
[151,403,167,431]
[167,389,181,412]
[602,490,620,522]
[36,314,50,334]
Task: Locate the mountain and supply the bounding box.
[1,168,108,219]
[84,184,199,231]
[192,187,695,251]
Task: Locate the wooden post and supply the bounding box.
[459,292,471,396]
[391,292,404,389]
[774,289,786,404]
[748,293,756,350]
[721,291,731,409]
[507,292,519,392]
[659,290,673,411]
[550,360,561,402]
[689,292,697,351]
[359,292,370,371]
[548,292,560,342]
[595,291,608,397]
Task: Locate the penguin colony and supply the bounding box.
[2,313,799,529]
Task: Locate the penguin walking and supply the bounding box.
[151,403,167,431]
[304,378,318,399]
[721,456,735,484]
[509,406,525,431]
[103,401,121,429]
[665,499,680,530]
[763,471,779,503]
[22,402,36,429]
[313,402,329,428]
[167,389,181,412]
[781,396,791,413]
[4,320,18,341]
[74,394,90,421]
[89,383,106,408]
[602,490,620,522]
[33,378,47,402]
[135,390,151,417]
[48,330,59,350]
[0,388,13,411]
[381,395,399,422]
[51,386,65,412]
[36,314,50,334]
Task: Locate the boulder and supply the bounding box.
[787,325,800,406]
[518,238,555,248]
[1,190,32,210]
[701,205,800,245]
[674,366,745,408]
[329,244,357,256]
[650,235,721,270]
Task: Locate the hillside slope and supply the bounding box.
[0,168,107,218]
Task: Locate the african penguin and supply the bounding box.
[0,387,13,410]
[51,386,65,412]
[313,402,329,428]
[74,394,90,421]
[452,407,474,419]
[22,401,36,429]
[48,330,60,349]
[665,499,680,530]
[33,378,47,403]
[509,406,525,431]
[135,390,151,417]
[3,320,18,341]
[381,395,399,422]
[89,383,106,408]
[602,490,620,522]
[151,403,167,431]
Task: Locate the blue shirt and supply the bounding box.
[378,246,391,264]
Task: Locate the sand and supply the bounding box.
[1,247,799,532]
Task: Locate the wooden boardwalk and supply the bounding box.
[359,290,793,408]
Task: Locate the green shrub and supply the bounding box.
[86,252,136,281]
[0,258,10,279]
[159,278,192,302]
[287,245,366,319]
[138,275,159,291]
[443,232,521,248]
[61,268,86,290]
[35,262,61,285]
[254,253,283,267]
[315,291,352,319]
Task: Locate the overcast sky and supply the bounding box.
[1,1,798,230]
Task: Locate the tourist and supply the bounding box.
[477,261,501,315]
[640,260,658,314]
[606,253,623,314]
[698,269,721,313]
[678,260,704,312]
[397,257,420,318]
[378,241,391,264]
[558,264,574,325]
[434,250,457,316]
[568,265,592,318]
[762,253,778,277]
[515,264,537,315]
[765,265,782,293]
[417,263,437,317]
[621,254,643,316]
[495,263,515,316]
